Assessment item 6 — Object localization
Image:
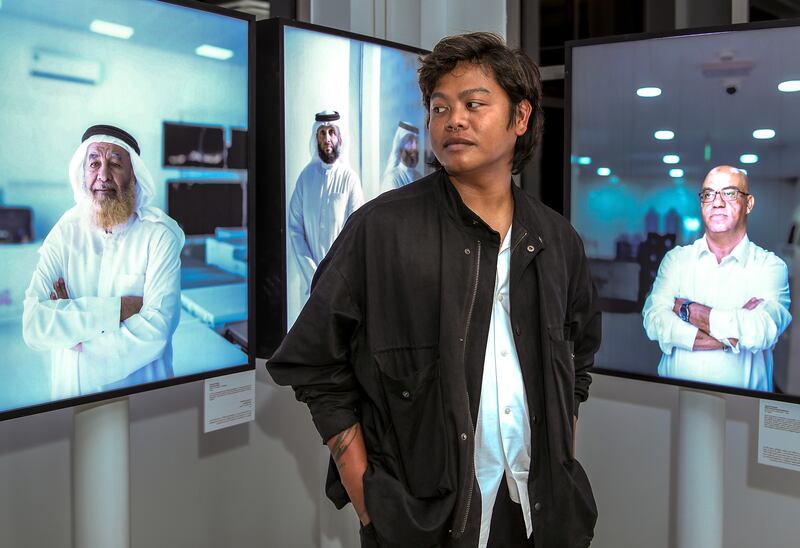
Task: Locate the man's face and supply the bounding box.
[700,168,754,236]
[84,142,134,204]
[399,136,419,168]
[83,141,136,228]
[316,125,341,164]
[428,61,530,178]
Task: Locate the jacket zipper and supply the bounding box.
[452,239,481,538]
[510,230,529,254]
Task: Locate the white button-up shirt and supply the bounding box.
[643,234,791,391]
[22,211,183,399]
[475,226,533,547]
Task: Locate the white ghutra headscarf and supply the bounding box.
[66,126,185,246]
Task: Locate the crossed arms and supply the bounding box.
[643,249,791,354]
[22,227,182,387]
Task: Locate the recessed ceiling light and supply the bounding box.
[637,87,662,98]
[752,128,775,139]
[597,167,611,176]
[195,44,234,60]
[684,217,701,232]
[654,130,675,140]
[739,153,758,164]
[577,156,592,165]
[90,19,134,40]
[669,168,684,178]
[662,154,680,164]
[778,80,800,92]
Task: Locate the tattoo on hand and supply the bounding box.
[330,423,359,464]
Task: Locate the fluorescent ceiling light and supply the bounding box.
[778,80,800,92]
[577,156,592,165]
[196,44,234,60]
[654,130,675,140]
[596,167,611,176]
[752,128,775,139]
[739,153,758,164]
[662,154,680,164]
[669,168,684,178]
[636,87,662,98]
[90,19,134,40]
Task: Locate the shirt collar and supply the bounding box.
[500,224,513,253]
[697,233,750,264]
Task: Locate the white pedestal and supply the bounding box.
[73,397,130,548]
[677,389,725,548]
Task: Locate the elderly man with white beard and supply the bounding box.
[22,125,185,399]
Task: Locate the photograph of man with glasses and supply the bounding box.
[642,165,791,391]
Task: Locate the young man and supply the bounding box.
[268,33,600,547]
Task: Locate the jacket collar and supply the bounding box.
[437,169,548,253]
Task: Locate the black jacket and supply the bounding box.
[268,170,601,547]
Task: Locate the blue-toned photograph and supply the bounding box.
[0,0,249,415]
[570,24,800,396]
[283,26,428,328]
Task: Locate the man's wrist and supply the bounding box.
[679,300,694,322]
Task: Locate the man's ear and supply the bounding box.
[514,99,532,136]
[746,194,755,215]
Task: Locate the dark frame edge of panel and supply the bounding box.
[252,18,287,361]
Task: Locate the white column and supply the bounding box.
[677,389,725,548]
[73,397,130,548]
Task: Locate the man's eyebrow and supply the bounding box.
[430,87,492,102]
[458,87,491,99]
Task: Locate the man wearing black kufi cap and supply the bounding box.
[288,110,364,295]
[22,125,184,398]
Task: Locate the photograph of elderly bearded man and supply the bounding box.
[22,125,184,400]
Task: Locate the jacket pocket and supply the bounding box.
[562,458,599,543]
[374,346,453,498]
[547,325,576,394]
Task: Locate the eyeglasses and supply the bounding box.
[698,187,750,203]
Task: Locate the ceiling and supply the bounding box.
[570,22,800,186]
[0,0,248,66]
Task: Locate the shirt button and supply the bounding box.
[401,390,410,399]
[498,294,504,302]
[460,432,468,441]
[464,248,471,255]
[534,502,542,512]
[504,407,511,415]
[500,349,508,357]
[527,245,535,253]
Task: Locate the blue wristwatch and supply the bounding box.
[679,300,694,322]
